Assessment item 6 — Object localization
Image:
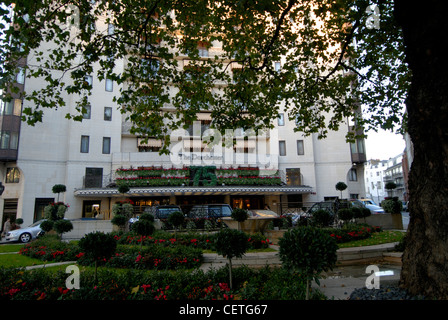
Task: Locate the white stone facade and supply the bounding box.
[0,15,366,229]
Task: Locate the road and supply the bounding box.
[401,211,409,229]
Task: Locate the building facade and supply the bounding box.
[0,12,367,229]
[364,159,388,204]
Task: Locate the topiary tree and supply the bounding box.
[167,211,185,237]
[231,208,249,230]
[78,231,117,284]
[53,219,73,239]
[39,220,54,234]
[278,226,338,300]
[132,218,155,248]
[111,202,134,232]
[111,214,128,231]
[335,181,347,199]
[214,228,249,289]
[52,184,66,202]
[337,208,353,225]
[311,209,333,228]
[117,184,130,194]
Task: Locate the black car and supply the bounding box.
[145,205,184,219]
[187,204,233,219]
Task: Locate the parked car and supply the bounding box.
[188,204,232,219]
[306,201,337,216]
[402,201,409,212]
[129,205,184,229]
[351,199,385,214]
[147,205,184,219]
[360,198,378,206]
[249,209,279,218]
[5,220,45,243]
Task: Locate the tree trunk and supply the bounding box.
[228,258,233,290]
[395,0,448,299]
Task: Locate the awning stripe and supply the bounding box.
[74,185,313,197]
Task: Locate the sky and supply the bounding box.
[365,129,406,160]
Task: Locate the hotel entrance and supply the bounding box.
[230,195,264,210]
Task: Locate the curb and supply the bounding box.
[200,242,401,269]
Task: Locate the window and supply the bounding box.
[9,132,18,150]
[16,67,25,84]
[104,107,112,121]
[198,42,209,57]
[102,137,111,154]
[83,104,91,119]
[297,140,304,155]
[286,168,301,186]
[0,131,10,149]
[349,168,358,181]
[108,23,114,35]
[85,168,103,188]
[275,61,281,72]
[105,78,113,92]
[350,139,365,154]
[85,75,93,88]
[278,113,285,126]
[80,135,90,153]
[6,167,20,183]
[279,140,286,156]
[1,99,22,116]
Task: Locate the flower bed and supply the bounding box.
[19,231,271,269]
[0,265,318,300]
[113,231,271,251]
[324,224,382,244]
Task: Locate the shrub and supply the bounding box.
[78,231,117,283]
[311,209,333,227]
[381,199,403,214]
[337,208,353,222]
[40,220,54,233]
[214,228,249,289]
[231,208,249,222]
[132,219,155,248]
[167,211,185,233]
[53,219,73,238]
[278,226,338,299]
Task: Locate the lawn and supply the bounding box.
[337,230,405,248]
[0,252,46,268]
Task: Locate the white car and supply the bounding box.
[5,220,45,243]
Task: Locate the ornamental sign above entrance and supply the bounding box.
[168,122,279,171]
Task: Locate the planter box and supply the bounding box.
[356,213,403,230]
[222,217,276,234]
[63,219,113,239]
[264,230,286,245]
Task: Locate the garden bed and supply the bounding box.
[0,264,324,300]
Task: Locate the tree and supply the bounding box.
[132,215,155,249]
[214,228,249,289]
[52,184,66,202]
[167,211,185,237]
[231,208,249,230]
[78,231,117,284]
[278,226,338,300]
[1,0,447,298]
[335,182,347,199]
[53,219,73,239]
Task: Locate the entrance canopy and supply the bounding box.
[74,185,313,198]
